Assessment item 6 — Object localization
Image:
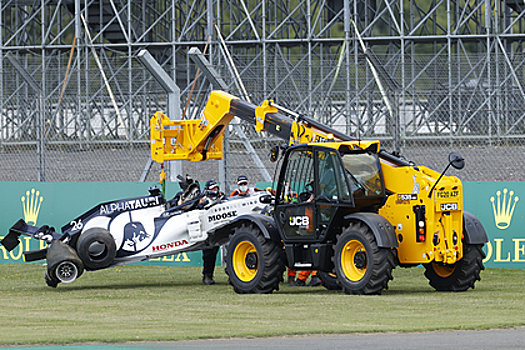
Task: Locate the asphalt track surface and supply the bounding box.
[3,328,525,350]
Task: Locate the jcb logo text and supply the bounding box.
[289,216,310,227]
[440,203,458,211]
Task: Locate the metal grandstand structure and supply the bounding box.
[1,0,525,187]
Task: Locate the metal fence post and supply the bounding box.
[6,52,45,181]
[137,50,182,182]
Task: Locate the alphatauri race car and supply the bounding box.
[1,176,272,287]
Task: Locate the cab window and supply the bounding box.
[279,149,314,203]
[341,152,384,198]
[316,150,351,202]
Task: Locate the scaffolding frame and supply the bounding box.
[1,0,525,183]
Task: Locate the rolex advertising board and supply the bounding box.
[0,181,524,268]
[463,182,524,268]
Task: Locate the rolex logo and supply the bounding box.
[21,189,44,226]
[490,188,519,230]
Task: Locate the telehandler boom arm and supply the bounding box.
[150,90,411,168]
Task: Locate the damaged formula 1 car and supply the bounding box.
[1,176,272,287]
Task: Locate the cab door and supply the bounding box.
[274,146,317,242]
[274,146,353,242]
[313,148,353,239]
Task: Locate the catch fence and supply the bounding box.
[1,52,525,193]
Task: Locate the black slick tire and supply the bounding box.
[76,228,116,270]
[46,240,84,287]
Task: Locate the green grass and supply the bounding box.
[1,264,524,346]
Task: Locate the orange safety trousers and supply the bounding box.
[288,269,317,281]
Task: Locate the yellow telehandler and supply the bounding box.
[150,90,487,294]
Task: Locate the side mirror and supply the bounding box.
[428,152,465,198]
[259,194,273,204]
[449,153,465,170]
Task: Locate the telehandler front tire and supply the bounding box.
[226,223,283,294]
[424,242,485,292]
[333,222,395,295]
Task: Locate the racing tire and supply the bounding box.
[53,261,80,283]
[423,243,485,292]
[76,228,116,270]
[225,223,283,294]
[46,240,85,287]
[318,271,342,291]
[333,222,395,295]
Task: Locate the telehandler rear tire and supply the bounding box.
[226,223,283,294]
[333,222,395,295]
[423,242,485,292]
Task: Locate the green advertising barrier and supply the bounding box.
[0,182,207,266]
[1,181,524,268]
[463,182,525,268]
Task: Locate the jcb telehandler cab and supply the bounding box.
[268,141,397,295]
